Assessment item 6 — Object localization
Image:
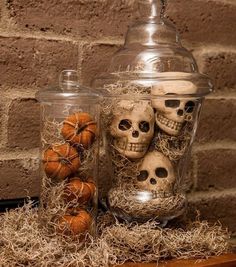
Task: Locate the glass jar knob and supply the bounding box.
[138,0,167,21]
[59,70,79,90]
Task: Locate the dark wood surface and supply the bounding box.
[118,254,236,267]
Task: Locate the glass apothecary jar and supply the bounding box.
[36,70,101,240]
[93,0,213,225]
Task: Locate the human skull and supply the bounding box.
[110,100,154,159]
[137,151,175,197]
[151,80,197,136]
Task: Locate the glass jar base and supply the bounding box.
[107,194,186,226]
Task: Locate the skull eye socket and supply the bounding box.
[139,121,150,132]
[137,170,149,181]
[155,167,168,178]
[184,101,195,113]
[165,100,180,108]
[118,119,132,131]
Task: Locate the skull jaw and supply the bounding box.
[155,114,183,136]
[137,182,174,197]
[114,139,148,159]
[137,189,174,198]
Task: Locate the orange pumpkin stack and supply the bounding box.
[63,177,96,204]
[43,143,81,180]
[42,111,97,239]
[58,208,92,237]
[61,112,97,149]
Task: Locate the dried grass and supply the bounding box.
[104,81,151,96]
[0,201,230,267]
[42,117,64,147]
[40,178,71,231]
[79,144,98,177]
[152,127,192,162]
[111,146,140,184]
[102,219,230,264]
[108,187,186,222]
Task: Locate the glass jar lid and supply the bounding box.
[95,72,212,98]
[37,70,101,103]
[94,0,213,97]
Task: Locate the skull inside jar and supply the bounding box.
[110,100,155,159]
[151,80,197,136]
[136,150,175,197]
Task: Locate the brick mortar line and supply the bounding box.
[0,99,12,149]
[192,153,198,190]
[0,29,123,45]
[0,88,39,100]
[187,188,236,202]
[0,0,13,30]
[0,30,79,43]
[77,43,84,81]
[191,44,236,53]
[207,94,236,100]
[193,142,236,152]
[209,0,236,5]
[0,148,39,160]
[85,38,123,46]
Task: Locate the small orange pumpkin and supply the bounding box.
[61,112,97,149]
[58,208,92,236]
[43,143,81,180]
[64,177,96,204]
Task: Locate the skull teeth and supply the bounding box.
[115,140,148,153]
[136,190,173,202]
[151,191,173,198]
[156,114,182,131]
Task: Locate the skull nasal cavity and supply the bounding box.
[155,167,168,178]
[177,109,184,116]
[132,130,139,138]
[150,178,157,185]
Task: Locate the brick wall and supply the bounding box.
[0,0,235,237]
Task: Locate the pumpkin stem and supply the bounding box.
[76,123,88,134]
[70,208,79,216]
[60,157,72,165]
[76,121,96,134]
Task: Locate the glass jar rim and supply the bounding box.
[93,71,213,98]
